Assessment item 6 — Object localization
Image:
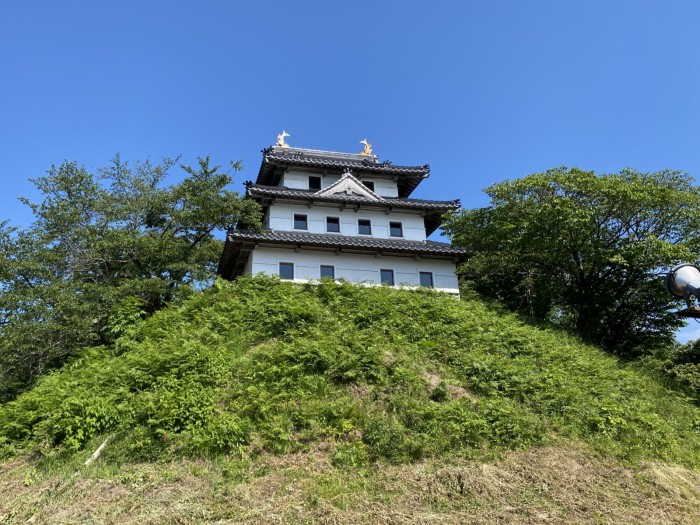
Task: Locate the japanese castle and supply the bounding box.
[218,134,466,293]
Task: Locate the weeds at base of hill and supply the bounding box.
[1,442,699,525]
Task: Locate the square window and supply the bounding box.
[358,219,372,235]
[320,265,335,279]
[389,221,403,237]
[294,214,308,230]
[279,262,294,280]
[326,216,340,233]
[380,269,394,286]
[362,180,375,192]
[309,176,321,190]
[419,271,434,287]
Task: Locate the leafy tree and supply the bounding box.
[443,167,700,357]
[0,155,261,400]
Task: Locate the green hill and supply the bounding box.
[1,277,699,523]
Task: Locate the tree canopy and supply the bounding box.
[0,155,261,400]
[443,167,700,357]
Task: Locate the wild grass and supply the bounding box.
[2,444,700,524]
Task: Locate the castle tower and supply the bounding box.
[218,140,465,293]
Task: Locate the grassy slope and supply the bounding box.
[1,276,700,523]
[2,445,700,524]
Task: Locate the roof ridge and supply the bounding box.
[264,145,380,163]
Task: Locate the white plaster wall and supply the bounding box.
[248,246,459,293]
[366,178,399,198]
[281,170,398,198]
[268,202,426,241]
[281,171,317,190]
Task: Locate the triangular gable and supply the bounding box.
[315,169,384,201]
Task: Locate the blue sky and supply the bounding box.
[2,1,700,339]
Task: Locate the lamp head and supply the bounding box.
[666,263,700,298]
[666,263,700,318]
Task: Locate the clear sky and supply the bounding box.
[2,1,700,339]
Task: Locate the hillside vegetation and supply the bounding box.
[1,277,700,523]
[1,277,699,465]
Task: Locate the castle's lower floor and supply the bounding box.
[243,246,460,294]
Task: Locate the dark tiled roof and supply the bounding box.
[219,229,465,280]
[246,184,460,211]
[256,147,429,197]
[263,148,429,175]
[228,230,466,256]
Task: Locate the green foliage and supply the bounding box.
[443,167,700,357]
[0,156,262,400]
[107,296,146,340]
[664,338,700,398]
[332,441,370,468]
[1,277,699,467]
